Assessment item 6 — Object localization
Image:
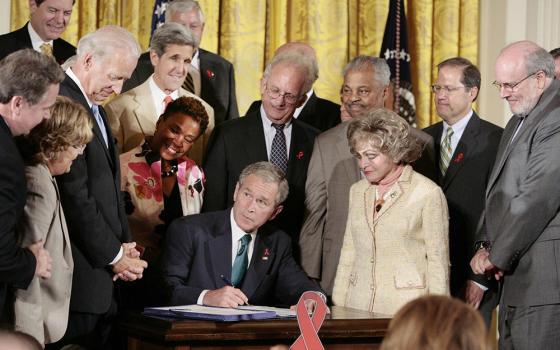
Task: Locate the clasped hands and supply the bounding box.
[469,248,504,281]
[112,242,148,282]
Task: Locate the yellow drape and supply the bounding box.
[11,0,478,128]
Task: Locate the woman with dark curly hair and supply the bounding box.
[14,96,93,346]
[120,96,209,263]
[332,108,449,316]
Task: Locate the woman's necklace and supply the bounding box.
[161,161,178,178]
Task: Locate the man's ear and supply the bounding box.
[11,96,24,117]
[469,86,479,102]
[268,205,283,221]
[233,182,240,202]
[149,50,159,67]
[29,0,38,14]
[82,53,94,70]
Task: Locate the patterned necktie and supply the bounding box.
[92,105,109,148]
[231,234,252,287]
[182,72,195,94]
[270,124,287,174]
[40,43,53,57]
[163,95,173,112]
[439,127,454,176]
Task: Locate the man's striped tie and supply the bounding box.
[439,127,454,176]
[182,72,195,94]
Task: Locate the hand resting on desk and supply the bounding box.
[203,286,249,307]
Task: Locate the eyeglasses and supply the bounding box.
[341,87,372,98]
[492,72,539,92]
[265,85,300,105]
[72,144,86,152]
[431,85,466,94]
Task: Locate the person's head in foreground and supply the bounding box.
[381,295,489,350]
[0,330,42,350]
[347,108,422,184]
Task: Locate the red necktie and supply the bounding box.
[163,95,173,112]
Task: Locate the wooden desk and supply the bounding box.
[121,306,390,350]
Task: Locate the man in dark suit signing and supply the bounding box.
[424,57,502,326]
[203,52,320,256]
[470,41,560,349]
[122,0,239,125]
[0,49,60,321]
[0,0,76,64]
[245,42,341,132]
[163,161,321,307]
[54,26,147,349]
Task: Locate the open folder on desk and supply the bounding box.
[143,304,296,322]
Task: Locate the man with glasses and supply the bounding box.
[299,56,435,298]
[202,53,319,258]
[470,41,560,349]
[424,57,502,326]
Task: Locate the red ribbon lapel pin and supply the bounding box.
[262,248,270,260]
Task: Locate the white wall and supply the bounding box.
[478,0,560,128]
[0,1,11,35]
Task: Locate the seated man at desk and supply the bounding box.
[162,161,322,307]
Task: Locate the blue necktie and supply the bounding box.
[270,124,287,174]
[231,234,252,287]
[92,105,108,148]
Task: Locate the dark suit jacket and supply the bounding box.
[246,92,341,132]
[481,80,560,306]
[122,49,239,125]
[56,74,131,314]
[163,210,321,306]
[202,111,319,252]
[0,23,75,64]
[0,118,35,317]
[424,112,502,295]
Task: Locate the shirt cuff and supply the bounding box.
[472,280,489,291]
[197,290,209,305]
[109,247,124,265]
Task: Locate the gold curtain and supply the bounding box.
[11,0,478,128]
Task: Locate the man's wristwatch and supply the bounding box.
[474,241,491,251]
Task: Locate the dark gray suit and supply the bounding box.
[479,80,560,348]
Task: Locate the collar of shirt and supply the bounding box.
[230,210,257,267]
[292,89,313,119]
[66,68,94,108]
[442,109,473,154]
[259,105,293,158]
[190,49,200,71]
[148,75,180,119]
[28,22,53,52]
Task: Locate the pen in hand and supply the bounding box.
[220,275,251,306]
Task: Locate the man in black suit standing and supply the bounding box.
[245,42,341,132]
[0,49,59,321]
[424,57,502,325]
[164,162,322,307]
[0,0,75,64]
[122,0,239,125]
[54,26,147,349]
[203,52,319,257]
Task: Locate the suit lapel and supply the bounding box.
[286,120,311,182]
[242,112,268,161]
[131,81,157,137]
[373,167,410,226]
[336,124,360,183]
[14,24,32,49]
[242,229,274,299]
[205,211,233,288]
[441,114,481,190]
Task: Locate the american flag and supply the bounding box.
[151,0,170,37]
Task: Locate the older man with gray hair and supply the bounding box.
[54,25,147,349]
[105,22,214,164]
[123,0,239,125]
[246,42,341,131]
[470,40,560,349]
[203,53,320,257]
[299,55,435,298]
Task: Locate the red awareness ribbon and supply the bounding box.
[291,291,327,350]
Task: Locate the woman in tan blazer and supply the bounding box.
[14,97,93,345]
[332,108,449,316]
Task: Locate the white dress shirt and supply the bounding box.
[259,105,292,159]
[441,109,473,156]
[148,75,180,119]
